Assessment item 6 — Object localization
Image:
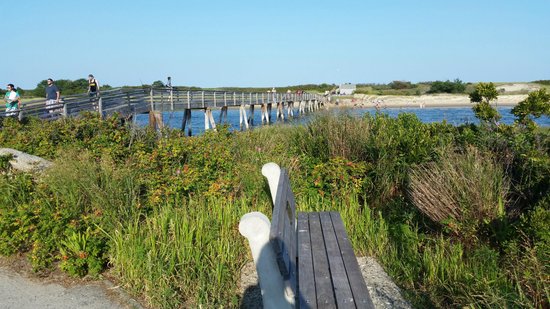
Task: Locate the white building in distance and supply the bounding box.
[338,83,356,95]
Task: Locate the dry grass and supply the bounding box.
[408,147,509,236]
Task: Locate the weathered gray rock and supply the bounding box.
[0,148,52,173]
[358,257,411,309]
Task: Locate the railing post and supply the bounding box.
[17,106,24,121]
[201,91,205,108]
[233,92,237,106]
[62,102,68,117]
[187,91,190,109]
[170,87,174,110]
[98,97,103,119]
[150,88,154,111]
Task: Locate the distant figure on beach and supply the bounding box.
[45,78,61,113]
[4,84,20,116]
[87,74,100,97]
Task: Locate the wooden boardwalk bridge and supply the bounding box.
[3,87,327,134]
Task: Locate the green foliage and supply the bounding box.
[389,80,413,90]
[427,79,466,94]
[469,82,499,104]
[512,88,550,129]
[470,82,501,123]
[310,157,369,197]
[0,112,548,307]
[0,154,13,172]
[29,78,113,97]
[59,227,106,277]
[533,79,550,86]
[151,80,165,88]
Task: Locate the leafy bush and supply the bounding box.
[512,88,550,129]
[470,82,500,124]
[389,80,414,90]
[427,79,466,94]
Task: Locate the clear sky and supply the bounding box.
[3,0,549,89]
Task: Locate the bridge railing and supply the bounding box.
[2,87,326,120]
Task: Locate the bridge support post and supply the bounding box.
[181,109,192,136]
[239,105,249,130]
[219,106,228,124]
[149,110,164,131]
[204,108,216,131]
[261,104,269,125]
[248,104,255,127]
[276,102,284,122]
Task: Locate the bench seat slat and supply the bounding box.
[297,212,317,308]
[320,212,356,308]
[330,212,375,309]
[309,212,336,308]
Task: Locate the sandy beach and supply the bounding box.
[333,93,528,109]
[330,83,537,109]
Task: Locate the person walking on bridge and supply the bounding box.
[87,74,100,110]
[4,84,20,116]
[87,74,100,97]
[45,78,60,113]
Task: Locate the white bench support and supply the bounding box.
[239,161,293,309]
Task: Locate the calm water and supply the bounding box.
[135,106,550,135]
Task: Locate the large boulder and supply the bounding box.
[0,148,52,173]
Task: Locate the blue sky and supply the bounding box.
[3,0,549,89]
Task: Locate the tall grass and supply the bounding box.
[109,197,270,308]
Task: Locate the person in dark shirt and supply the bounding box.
[45,78,60,113]
[87,74,100,97]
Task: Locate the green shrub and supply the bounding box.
[427,79,466,94]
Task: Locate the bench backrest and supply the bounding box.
[269,168,298,296]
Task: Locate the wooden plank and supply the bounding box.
[284,183,297,296]
[330,212,375,309]
[309,212,336,308]
[269,168,289,277]
[269,169,297,278]
[297,212,316,308]
[320,212,355,308]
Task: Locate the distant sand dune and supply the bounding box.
[333,94,529,109]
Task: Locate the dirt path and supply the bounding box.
[0,265,143,309]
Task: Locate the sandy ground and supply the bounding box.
[332,83,538,109]
[333,93,528,109]
[0,257,143,309]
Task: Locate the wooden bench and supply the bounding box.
[266,165,375,309]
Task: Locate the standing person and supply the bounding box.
[45,78,60,113]
[87,74,100,97]
[4,84,20,116]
